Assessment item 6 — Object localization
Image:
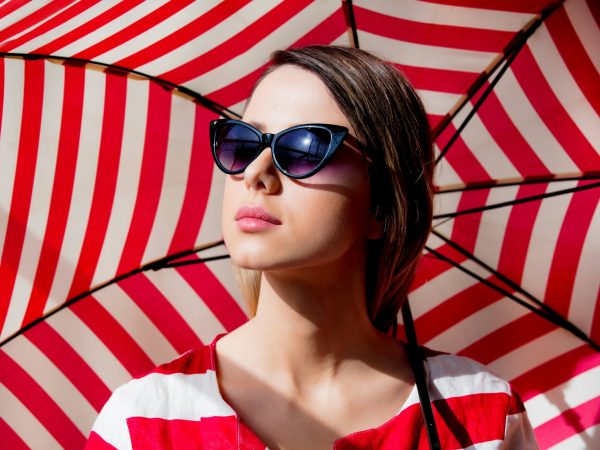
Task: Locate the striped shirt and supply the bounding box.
[87,334,538,449]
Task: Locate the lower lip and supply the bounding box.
[236,218,280,232]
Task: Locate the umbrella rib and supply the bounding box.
[423,244,599,351]
[436,174,600,194]
[432,0,564,157]
[0,52,241,119]
[342,0,360,48]
[0,246,229,347]
[433,180,600,220]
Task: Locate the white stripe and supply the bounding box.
[487,328,582,380]
[145,269,226,344]
[94,283,178,366]
[359,30,497,73]
[196,165,226,245]
[45,67,105,312]
[0,59,24,275]
[454,108,520,181]
[354,0,533,31]
[426,295,528,353]
[433,149,463,188]
[93,75,147,286]
[190,0,341,94]
[12,1,119,53]
[521,182,576,303]
[569,199,600,335]
[473,185,519,269]
[204,258,246,314]
[48,308,131,390]
[565,0,600,74]
[0,384,62,450]
[494,70,579,176]
[3,61,63,338]
[2,338,97,435]
[529,24,600,152]
[141,92,195,263]
[1,1,73,44]
[547,423,599,450]
[138,0,281,76]
[94,0,222,64]
[408,259,492,318]
[417,89,461,116]
[92,371,235,450]
[526,366,600,428]
[57,1,171,56]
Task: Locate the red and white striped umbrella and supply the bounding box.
[1,1,598,448]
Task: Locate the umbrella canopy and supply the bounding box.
[0,0,598,448]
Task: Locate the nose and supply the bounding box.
[243,146,281,194]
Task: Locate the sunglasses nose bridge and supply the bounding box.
[261,132,275,150]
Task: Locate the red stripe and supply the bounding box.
[421,0,554,13]
[416,276,505,343]
[511,344,600,401]
[0,59,3,151]
[589,0,600,28]
[33,0,144,55]
[0,350,85,448]
[70,296,154,377]
[592,287,600,344]
[116,80,171,274]
[544,182,600,316]
[496,183,547,285]
[0,59,44,333]
[115,0,252,70]
[67,71,127,301]
[72,0,194,61]
[25,321,112,411]
[411,243,468,291]
[354,5,513,52]
[0,418,28,450]
[176,262,247,331]
[161,0,313,85]
[395,63,476,94]
[118,274,201,354]
[534,396,600,449]
[451,189,490,253]
[459,312,555,365]
[22,62,84,326]
[0,0,75,44]
[167,105,216,253]
[511,46,600,173]
[546,7,600,117]
[0,0,28,21]
[86,431,118,449]
[0,0,101,52]
[475,88,551,178]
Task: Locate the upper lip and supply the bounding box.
[235,206,281,224]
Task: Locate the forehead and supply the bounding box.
[243,65,353,134]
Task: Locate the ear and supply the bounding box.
[366,215,384,240]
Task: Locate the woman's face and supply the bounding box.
[222,64,381,274]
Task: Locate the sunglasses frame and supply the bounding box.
[210,118,354,179]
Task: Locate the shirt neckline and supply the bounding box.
[207,332,420,448]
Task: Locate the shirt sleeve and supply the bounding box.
[85,386,133,450]
[502,387,539,449]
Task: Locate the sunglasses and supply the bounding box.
[210,119,362,179]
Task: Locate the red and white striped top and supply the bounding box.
[86,334,538,449]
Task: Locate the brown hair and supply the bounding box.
[236,46,434,332]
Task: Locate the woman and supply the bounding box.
[87,46,538,449]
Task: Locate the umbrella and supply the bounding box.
[0,0,598,448]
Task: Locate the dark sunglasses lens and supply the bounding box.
[275,128,332,176]
[214,123,261,172]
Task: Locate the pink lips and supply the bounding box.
[235,206,281,232]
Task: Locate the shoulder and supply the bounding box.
[87,337,235,449]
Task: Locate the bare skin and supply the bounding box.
[216,65,415,449]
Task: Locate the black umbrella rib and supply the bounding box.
[423,244,599,351]
[0,52,241,119]
[437,174,600,194]
[342,0,360,48]
[0,246,230,347]
[433,0,565,163]
[433,180,600,220]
